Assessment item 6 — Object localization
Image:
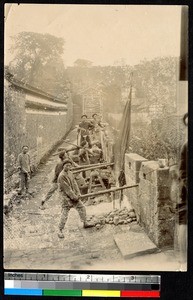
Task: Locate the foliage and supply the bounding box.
[74,59,93,68]
[129,116,186,163]
[68,56,178,116]
[133,57,178,114]
[9,32,67,97]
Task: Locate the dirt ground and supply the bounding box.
[4,130,183,271]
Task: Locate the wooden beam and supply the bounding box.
[72,163,114,173]
[79,184,138,198]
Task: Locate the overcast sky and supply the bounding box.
[5,4,182,66]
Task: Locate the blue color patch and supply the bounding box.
[5,288,42,295]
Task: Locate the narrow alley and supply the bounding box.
[4,129,181,272]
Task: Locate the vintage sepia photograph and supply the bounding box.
[4,4,188,271]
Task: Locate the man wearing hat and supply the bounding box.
[39,151,68,209]
[77,114,93,147]
[40,149,88,210]
[58,159,92,238]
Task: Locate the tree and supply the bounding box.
[133,57,178,114]
[9,32,67,97]
[74,59,93,68]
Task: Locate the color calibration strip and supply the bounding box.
[4,273,161,297]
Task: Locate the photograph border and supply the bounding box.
[1,0,193,299]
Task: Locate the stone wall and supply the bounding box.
[25,112,69,164]
[4,83,27,179]
[72,94,83,126]
[124,153,175,248]
[124,153,147,214]
[4,77,73,192]
[66,91,74,126]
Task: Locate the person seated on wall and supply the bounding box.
[89,142,104,164]
[77,114,93,148]
[91,113,104,127]
[78,140,93,164]
[90,113,104,140]
[91,113,98,128]
[97,114,106,128]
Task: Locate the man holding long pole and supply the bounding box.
[58,159,93,238]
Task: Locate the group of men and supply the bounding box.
[17,146,94,238]
[76,113,106,164]
[77,113,105,147]
[16,112,188,261]
[16,113,108,238]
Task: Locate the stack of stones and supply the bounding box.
[87,207,137,230]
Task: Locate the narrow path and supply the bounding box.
[4,130,181,271]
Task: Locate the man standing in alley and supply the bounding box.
[17,145,31,195]
[40,149,88,209]
[58,159,93,238]
[39,151,67,209]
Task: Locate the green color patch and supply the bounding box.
[43,289,82,296]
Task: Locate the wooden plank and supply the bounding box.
[80,184,138,198]
[72,163,114,173]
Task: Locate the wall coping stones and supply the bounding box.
[125,153,147,161]
[5,71,68,104]
[139,161,170,186]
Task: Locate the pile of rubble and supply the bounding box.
[87,207,137,230]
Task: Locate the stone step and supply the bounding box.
[114,226,159,259]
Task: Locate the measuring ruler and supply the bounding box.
[5,272,161,297]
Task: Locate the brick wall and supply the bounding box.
[4,79,73,192]
[124,153,175,248]
[4,84,27,179]
[66,92,74,127]
[72,94,83,126]
[25,112,69,164]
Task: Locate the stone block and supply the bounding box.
[114,230,158,259]
[125,188,139,217]
[139,161,158,183]
[125,153,147,169]
[122,195,133,211]
[157,167,170,186]
[157,204,174,220]
[125,171,140,184]
[157,186,171,199]
[125,153,147,184]
[157,219,175,247]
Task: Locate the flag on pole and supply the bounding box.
[114,78,132,184]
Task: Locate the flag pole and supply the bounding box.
[118,72,133,208]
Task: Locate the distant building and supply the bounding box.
[72,84,107,125]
